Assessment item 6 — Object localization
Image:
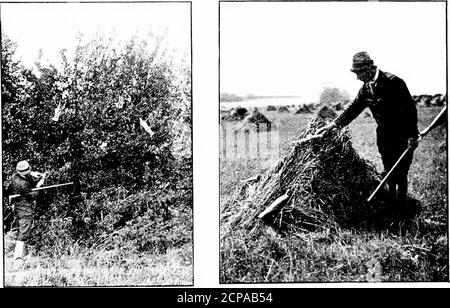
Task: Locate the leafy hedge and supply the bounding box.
[2,32,192,256]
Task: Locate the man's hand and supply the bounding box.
[316,121,338,136]
[407,137,419,150]
[36,173,47,188]
[30,171,45,178]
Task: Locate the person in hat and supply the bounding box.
[7,160,46,265]
[317,51,419,219]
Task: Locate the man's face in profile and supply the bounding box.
[352,66,374,83]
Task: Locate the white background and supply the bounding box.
[221,1,446,102]
[0,0,449,289]
[0,2,190,70]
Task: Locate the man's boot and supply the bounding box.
[397,177,409,220]
[13,240,25,269]
[387,179,399,220]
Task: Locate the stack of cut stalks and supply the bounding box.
[222,107,249,121]
[221,106,388,240]
[295,104,313,114]
[243,109,272,125]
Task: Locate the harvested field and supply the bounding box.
[220,106,448,283]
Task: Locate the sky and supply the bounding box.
[1,2,190,70]
[220,1,447,102]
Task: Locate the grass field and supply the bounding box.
[220,106,448,282]
[4,231,192,286]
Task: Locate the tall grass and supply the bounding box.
[4,232,192,286]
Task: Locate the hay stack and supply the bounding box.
[431,94,445,107]
[307,103,316,111]
[278,105,290,113]
[266,105,277,111]
[222,107,249,121]
[315,105,337,122]
[220,107,232,116]
[244,108,272,125]
[221,105,386,239]
[295,104,312,114]
[414,95,432,107]
[333,102,344,111]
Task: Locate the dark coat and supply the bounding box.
[335,70,419,144]
[8,173,39,217]
[334,70,419,176]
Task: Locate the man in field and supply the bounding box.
[7,160,46,265]
[317,51,419,219]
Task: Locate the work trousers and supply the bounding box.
[14,204,36,242]
[377,138,415,205]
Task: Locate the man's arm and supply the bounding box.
[335,86,369,128]
[33,172,47,188]
[8,176,34,206]
[396,78,419,138]
[317,86,368,134]
[393,77,419,149]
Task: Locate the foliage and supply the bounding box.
[220,92,243,103]
[2,32,192,257]
[319,87,350,106]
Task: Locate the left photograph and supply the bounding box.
[1,2,192,286]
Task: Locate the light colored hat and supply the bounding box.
[351,51,375,72]
[16,160,31,176]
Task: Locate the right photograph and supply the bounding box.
[219,1,448,283]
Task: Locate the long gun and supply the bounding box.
[8,182,74,203]
[367,106,447,202]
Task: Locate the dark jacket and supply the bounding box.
[334,70,419,145]
[8,173,39,217]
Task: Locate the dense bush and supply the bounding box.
[2,32,192,256]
